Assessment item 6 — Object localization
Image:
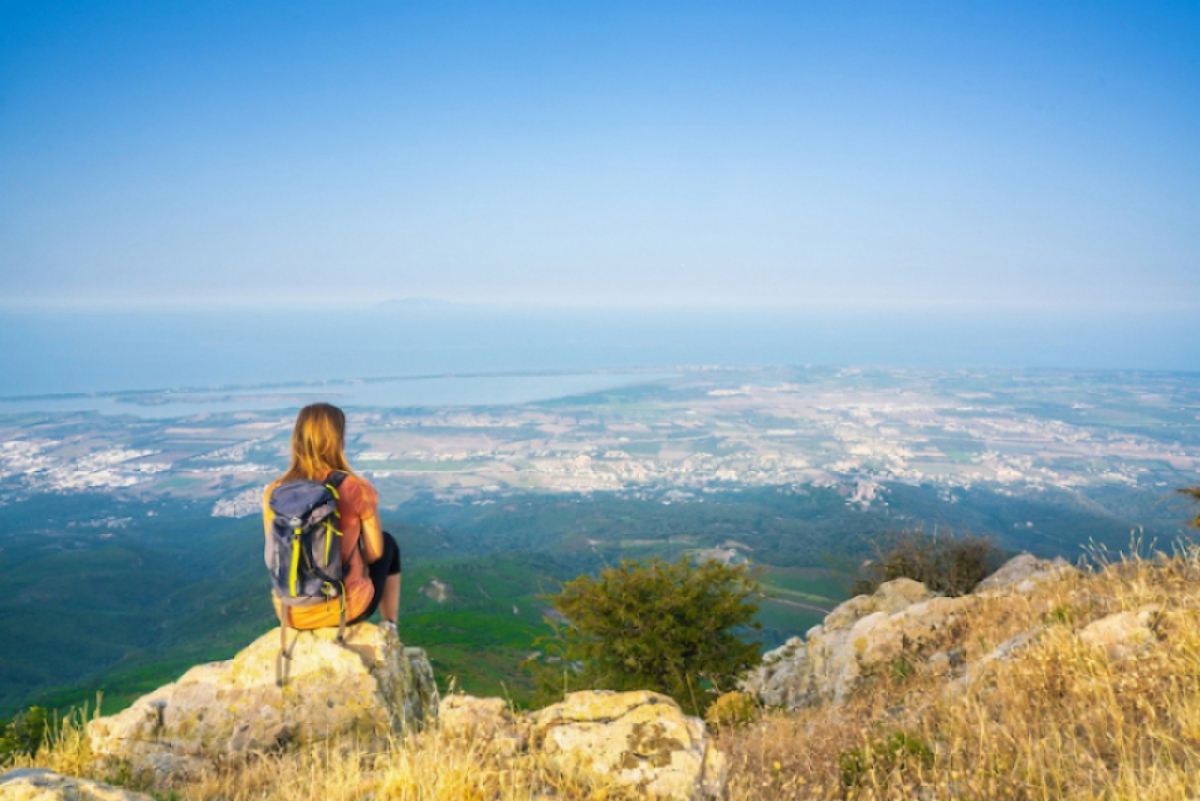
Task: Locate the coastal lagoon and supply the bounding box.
[0,371,677,419]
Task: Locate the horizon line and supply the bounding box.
[3,296,1199,315]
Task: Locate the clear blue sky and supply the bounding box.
[1,1,1196,310]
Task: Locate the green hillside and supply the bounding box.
[5,476,1184,717]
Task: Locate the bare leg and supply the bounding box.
[381,573,401,624]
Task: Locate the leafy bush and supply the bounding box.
[538,557,762,715]
[854,529,1001,597]
[838,730,934,788]
[705,691,758,731]
[0,707,48,763]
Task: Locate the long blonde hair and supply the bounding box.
[280,403,352,483]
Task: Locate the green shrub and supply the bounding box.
[889,656,914,682]
[704,691,758,731]
[1046,603,1075,626]
[537,557,762,715]
[854,529,1002,597]
[0,707,49,763]
[838,730,934,788]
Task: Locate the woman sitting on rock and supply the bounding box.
[262,402,400,639]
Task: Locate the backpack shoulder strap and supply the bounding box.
[325,470,350,491]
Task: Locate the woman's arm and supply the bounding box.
[356,476,384,563]
[361,513,384,563]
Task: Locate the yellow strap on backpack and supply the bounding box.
[289,527,301,596]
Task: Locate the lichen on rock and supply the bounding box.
[531,690,726,799]
[0,768,153,801]
[438,694,525,755]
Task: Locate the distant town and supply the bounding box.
[2,366,1196,522]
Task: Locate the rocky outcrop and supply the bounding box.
[433,690,725,796]
[439,694,512,738]
[0,769,152,801]
[744,554,1076,709]
[822,577,934,629]
[88,624,437,776]
[1080,605,1160,660]
[438,694,525,755]
[744,577,957,707]
[531,690,725,799]
[82,619,720,797]
[975,553,1073,594]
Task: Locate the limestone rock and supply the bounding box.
[0,769,152,801]
[927,647,966,678]
[745,636,811,708]
[531,690,725,799]
[927,650,952,676]
[824,578,934,631]
[958,629,1044,688]
[439,694,525,755]
[857,596,968,666]
[745,578,959,708]
[88,624,437,774]
[440,694,511,738]
[975,553,1074,593]
[745,555,1084,709]
[1080,606,1160,660]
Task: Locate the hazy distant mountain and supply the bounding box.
[373,298,472,312]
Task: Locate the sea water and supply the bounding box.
[1,305,1197,416]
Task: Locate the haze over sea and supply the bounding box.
[2,304,1197,416]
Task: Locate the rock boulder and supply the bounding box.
[823,577,934,631]
[975,553,1074,594]
[88,624,437,776]
[1080,606,1160,661]
[743,554,1079,709]
[438,694,525,755]
[745,577,960,707]
[0,769,152,801]
[531,690,725,799]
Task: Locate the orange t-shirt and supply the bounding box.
[262,471,380,629]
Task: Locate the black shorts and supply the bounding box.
[349,530,402,625]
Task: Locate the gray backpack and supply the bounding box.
[267,470,350,684]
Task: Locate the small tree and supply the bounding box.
[1181,487,1200,528]
[854,529,1001,597]
[539,557,762,715]
[0,707,48,763]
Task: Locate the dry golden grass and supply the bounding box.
[11,721,642,801]
[719,541,1200,800]
[174,736,643,801]
[12,543,1200,800]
